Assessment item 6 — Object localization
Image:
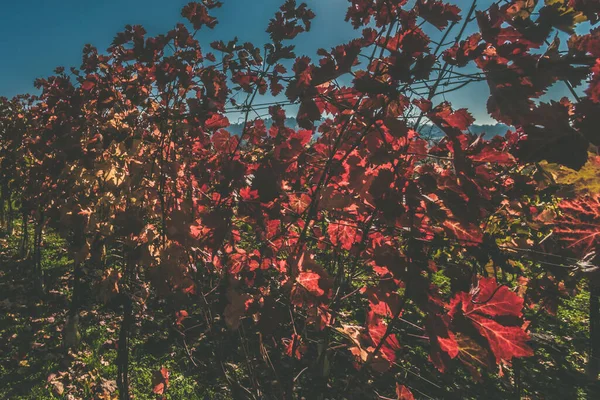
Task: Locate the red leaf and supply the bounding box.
[408,138,428,159]
[327,221,358,250]
[442,220,483,245]
[291,129,313,146]
[585,59,600,103]
[175,310,188,326]
[516,101,589,170]
[456,277,525,319]
[469,314,533,363]
[454,333,493,381]
[240,187,259,201]
[368,312,400,364]
[284,334,307,359]
[429,104,475,131]
[443,33,483,66]
[296,271,325,297]
[181,2,220,30]
[437,333,459,358]
[414,98,432,112]
[379,27,430,56]
[267,0,315,42]
[81,80,95,91]
[270,78,284,96]
[555,194,600,257]
[212,129,238,152]
[396,383,415,400]
[416,0,462,30]
[362,286,401,318]
[296,99,321,129]
[445,277,533,364]
[469,147,515,165]
[152,367,169,394]
[205,114,230,130]
[288,193,311,214]
[233,71,256,92]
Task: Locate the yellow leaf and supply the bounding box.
[541,154,600,195]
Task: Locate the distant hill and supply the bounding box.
[226,118,511,139]
[418,123,511,139]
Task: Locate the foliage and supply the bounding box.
[1,0,600,399]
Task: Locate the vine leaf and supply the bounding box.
[327,221,358,250]
[152,367,169,395]
[555,194,600,257]
[296,271,325,297]
[416,0,462,31]
[468,314,533,363]
[442,220,483,245]
[181,2,220,30]
[395,383,415,400]
[516,101,589,170]
[440,277,533,367]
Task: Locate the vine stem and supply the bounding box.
[413,0,478,131]
[364,281,410,368]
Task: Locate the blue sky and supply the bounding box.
[0,0,356,95]
[0,0,584,125]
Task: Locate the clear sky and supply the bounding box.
[0,0,356,95]
[0,0,582,125]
